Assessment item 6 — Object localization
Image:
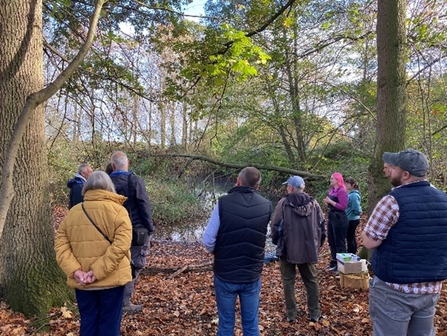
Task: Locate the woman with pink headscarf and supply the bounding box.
[323,172,349,272]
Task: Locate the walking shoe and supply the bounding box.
[286,316,295,323]
[122,303,142,313]
[325,265,337,272]
[309,315,321,323]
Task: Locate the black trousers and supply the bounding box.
[327,210,349,266]
[346,219,360,254]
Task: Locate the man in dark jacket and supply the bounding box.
[202,167,272,335]
[110,151,154,313]
[67,163,92,209]
[362,149,447,336]
[271,176,325,323]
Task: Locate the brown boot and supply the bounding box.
[122,303,142,313]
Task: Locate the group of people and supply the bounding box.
[56,151,154,335]
[203,149,447,336]
[324,172,363,272]
[202,168,325,334]
[56,148,447,336]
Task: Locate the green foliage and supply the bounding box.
[43,0,447,226]
[145,177,207,226]
[307,140,371,210]
[48,142,208,225]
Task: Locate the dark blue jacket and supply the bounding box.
[110,171,154,235]
[213,186,272,283]
[372,181,447,283]
[67,175,85,209]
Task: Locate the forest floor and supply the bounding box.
[1,210,446,335]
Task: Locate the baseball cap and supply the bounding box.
[382,149,428,177]
[282,176,305,188]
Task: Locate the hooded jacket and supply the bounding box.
[271,191,324,264]
[55,189,132,289]
[67,174,86,209]
[346,190,362,221]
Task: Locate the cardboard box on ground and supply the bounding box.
[339,272,370,290]
[336,253,370,289]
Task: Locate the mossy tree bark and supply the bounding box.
[368,0,407,213]
[0,0,73,318]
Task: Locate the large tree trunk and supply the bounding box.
[368,0,407,212]
[0,0,71,318]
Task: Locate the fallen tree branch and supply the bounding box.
[140,261,213,276]
[150,153,324,180]
[167,265,189,279]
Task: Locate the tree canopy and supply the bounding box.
[2,0,447,319]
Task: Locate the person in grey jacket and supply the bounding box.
[271,176,325,323]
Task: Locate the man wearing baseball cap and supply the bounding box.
[361,149,447,335]
[270,176,325,323]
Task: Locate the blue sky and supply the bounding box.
[184,0,206,17]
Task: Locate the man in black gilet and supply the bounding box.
[202,167,272,335]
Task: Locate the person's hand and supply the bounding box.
[74,270,88,285]
[323,196,331,205]
[73,270,96,285]
[83,271,97,284]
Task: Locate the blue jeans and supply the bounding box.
[369,276,440,336]
[75,286,125,336]
[214,276,261,336]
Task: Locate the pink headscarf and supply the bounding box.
[331,172,345,189]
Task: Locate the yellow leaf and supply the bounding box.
[60,306,72,319]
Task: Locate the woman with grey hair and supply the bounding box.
[55,171,132,336]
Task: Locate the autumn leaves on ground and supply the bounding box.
[1,215,447,336]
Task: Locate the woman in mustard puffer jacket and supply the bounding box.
[55,171,132,336]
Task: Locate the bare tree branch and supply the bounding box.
[151,153,324,180]
[0,0,107,237]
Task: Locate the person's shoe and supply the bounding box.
[286,316,295,323]
[326,265,337,272]
[122,303,142,313]
[309,315,321,323]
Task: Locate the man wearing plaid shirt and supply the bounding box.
[361,149,447,336]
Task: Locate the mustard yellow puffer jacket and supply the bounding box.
[55,189,132,289]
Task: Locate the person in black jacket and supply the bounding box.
[202,167,272,335]
[109,151,154,313]
[67,163,93,209]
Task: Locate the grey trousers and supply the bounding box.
[279,257,321,320]
[123,235,151,305]
[369,276,439,336]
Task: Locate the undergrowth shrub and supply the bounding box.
[145,178,208,226]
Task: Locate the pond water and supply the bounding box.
[152,180,276,243]
[151,180,278,261]
[152,181,229,242]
